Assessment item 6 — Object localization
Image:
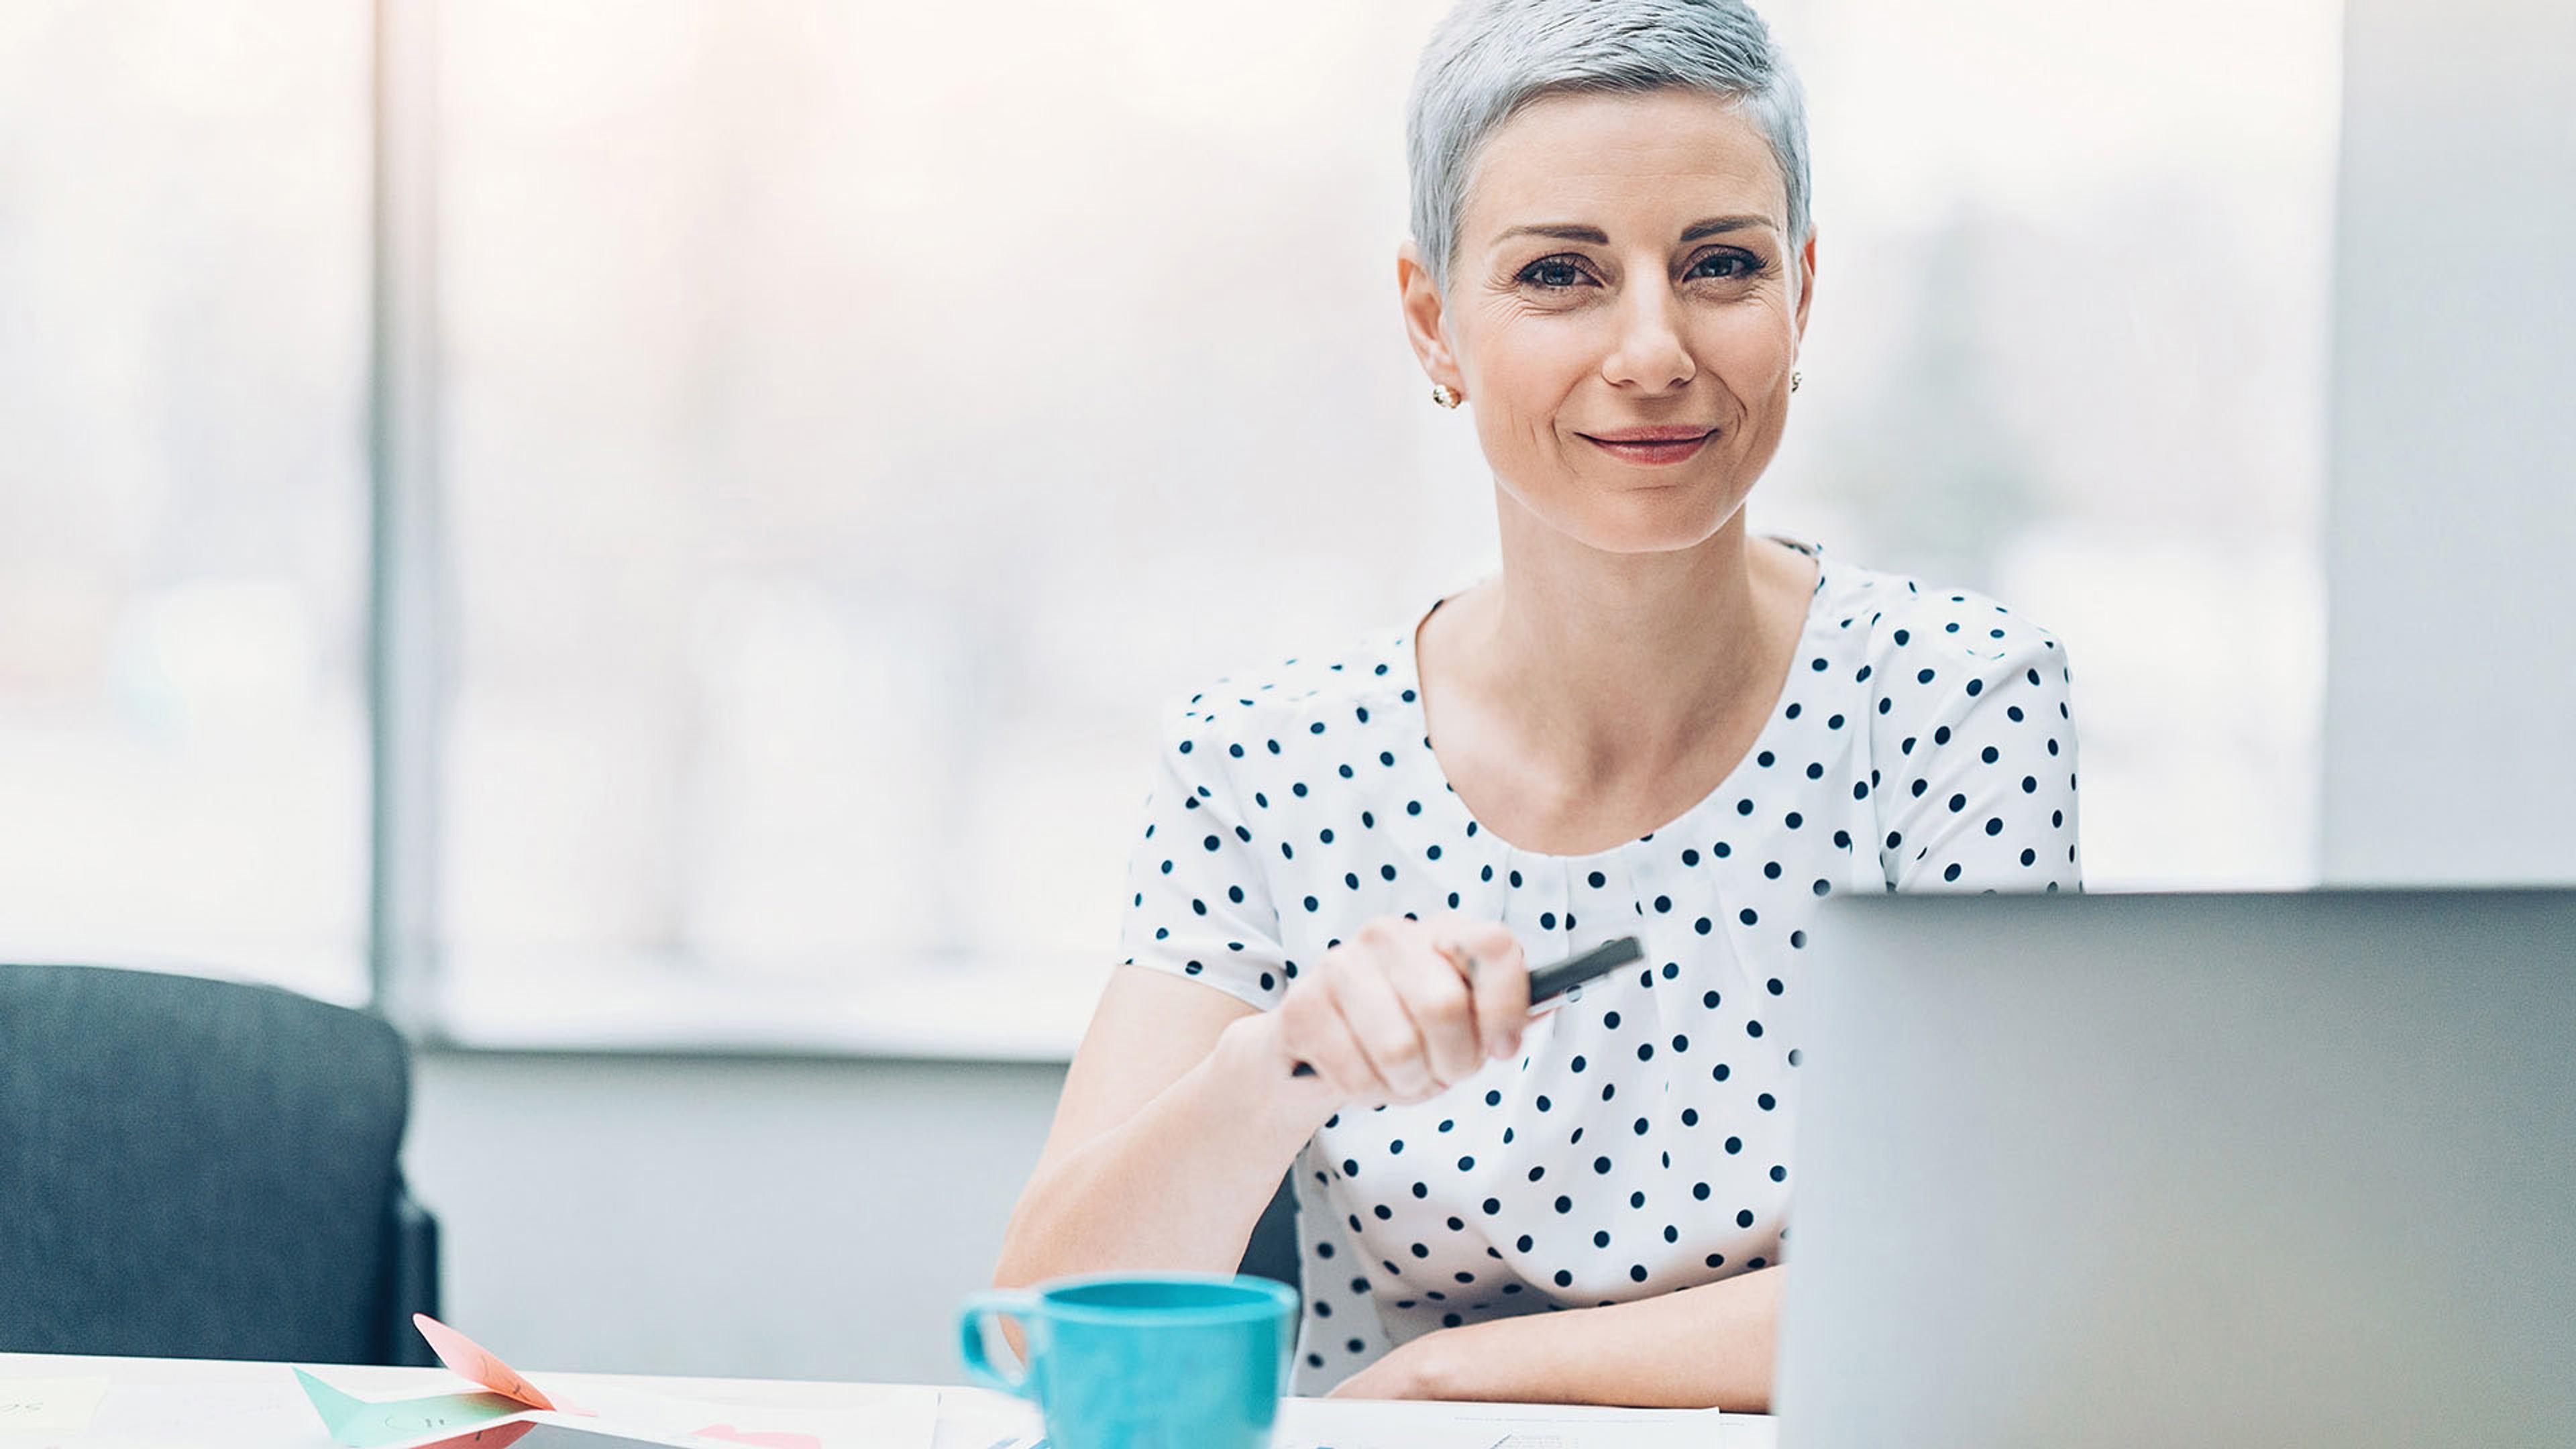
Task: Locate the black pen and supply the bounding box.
[1289,935,1644,1078]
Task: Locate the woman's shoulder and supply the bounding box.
[1807,550,2072,676]
[1801,555,2082,890]
[1144,620,1421,761]
[1794,547,2077,769]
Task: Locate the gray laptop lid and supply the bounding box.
[1778,890,2576,1449]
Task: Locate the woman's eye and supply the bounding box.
[1689,251,1758,280]
[1520,258,1590,290]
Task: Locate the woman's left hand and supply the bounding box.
[1325,1268,1782,1411]
[1324,1327,1468,1401]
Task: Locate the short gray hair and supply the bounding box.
[1405,0,1813,297]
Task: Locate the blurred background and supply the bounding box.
[3,0,2568,1387]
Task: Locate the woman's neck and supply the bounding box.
[1420,501,1813,818]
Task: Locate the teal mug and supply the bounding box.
[958,1273,1299,1449]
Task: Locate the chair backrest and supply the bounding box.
[0,963,427,1362]
[1237,1171,1301,1292]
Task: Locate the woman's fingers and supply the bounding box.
[1279,978,1393,1102]
[1279,915,1529,1107]
[1390,931,1483,1089]
[1329,942,1440,1100]
[1443,917,1531,1061]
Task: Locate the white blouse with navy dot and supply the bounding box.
[1113,536,2082,1394]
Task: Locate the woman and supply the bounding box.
[994,0,2080,1411]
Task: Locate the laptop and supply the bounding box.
[1776,889,2576,1448]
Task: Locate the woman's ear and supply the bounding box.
[1397,239,1466,396]
[1792,228,1819,342]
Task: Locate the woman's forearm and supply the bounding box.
[994,1014,1325,1289]
[1360,1265,1782,1411]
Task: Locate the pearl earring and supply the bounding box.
[1430,383,1462,409]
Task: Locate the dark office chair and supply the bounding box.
[0,963,439,1364]
[1238,1171,1301,1293]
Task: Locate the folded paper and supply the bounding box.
[292,1368,529,1448]
[294,1316,885,1449]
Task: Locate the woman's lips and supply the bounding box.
[1580,429,1715,466]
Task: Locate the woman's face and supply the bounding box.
[1401,88,1815,555]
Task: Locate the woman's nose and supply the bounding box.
[1600,287,1694,394]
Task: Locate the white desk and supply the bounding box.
[0,1352,1776,1448]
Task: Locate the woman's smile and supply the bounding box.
[1578,424,1718,466]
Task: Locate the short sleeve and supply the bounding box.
[1867,593,2083,893]
[1114,700,1293,1010]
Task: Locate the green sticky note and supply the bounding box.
[294,1368,527,1448]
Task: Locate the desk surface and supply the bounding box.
[0,1352,1776,1448]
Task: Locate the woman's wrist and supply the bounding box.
[1210,1010,1342,1146]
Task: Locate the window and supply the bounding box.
[430,2,1495,1044]
[1765,0,2338,890]
[7,0,2336,1044]
[0,3,371,1003]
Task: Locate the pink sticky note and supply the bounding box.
[413,1314,561,1412]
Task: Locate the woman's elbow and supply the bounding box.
[993,1160,1092,1291]
[991,1194,1052,1290]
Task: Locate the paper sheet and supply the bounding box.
[958,1396,1723,1449]
[530,1382,902,1449]
[0,1377,111,1434]
[1277,1397,1723,1449]
[297,1324,938,1449]
[80,1379,321,1446]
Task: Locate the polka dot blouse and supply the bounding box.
[1114,536,2082,1394]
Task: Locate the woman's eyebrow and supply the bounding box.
[1678,214,1774,241]
[1495,222,1612,245]
[1492,215,1778,247]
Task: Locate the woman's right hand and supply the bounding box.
[1257,914,1532,1111]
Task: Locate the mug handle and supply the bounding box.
[957,1290,1041,1397]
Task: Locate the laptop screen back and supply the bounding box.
[1777,889,2576,1449]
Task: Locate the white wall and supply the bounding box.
[2321,0,2576,883]
[404,1050,1067,1383]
